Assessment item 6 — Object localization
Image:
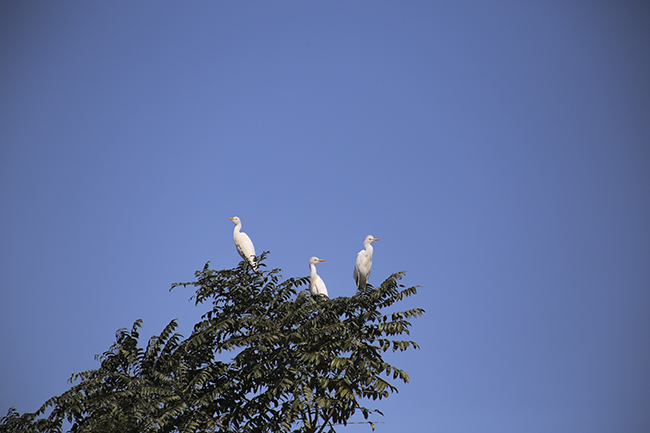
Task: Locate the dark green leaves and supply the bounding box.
[2,254,423,433]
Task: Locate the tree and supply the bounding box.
[2,254,423,433]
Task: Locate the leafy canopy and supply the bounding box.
[2,254,423,433]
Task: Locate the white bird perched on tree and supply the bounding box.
[353,235,380,291]
[229,216,257,270]
[308,256,328,297]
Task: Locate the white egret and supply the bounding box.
[229,216,257,270]
[353,235,380,291]
[308,256,328,297]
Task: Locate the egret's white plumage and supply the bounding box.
[353,235,380,291]
[308,256,328,297]
[229,216,257,270]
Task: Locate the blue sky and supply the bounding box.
[1,1,649,431]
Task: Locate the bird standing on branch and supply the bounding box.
[308,256,328,297]
[229,216,257,270]
[353,235,380,291]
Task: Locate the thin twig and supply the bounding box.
[335,421,385,431]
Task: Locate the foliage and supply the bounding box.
[2,254,423,433]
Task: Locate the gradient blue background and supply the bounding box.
[1,1,649,431]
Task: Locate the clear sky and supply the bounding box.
[1,1,649,432]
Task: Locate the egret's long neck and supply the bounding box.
[233,223,242,235]
[310,263,317,278]
[365,242,374,258]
